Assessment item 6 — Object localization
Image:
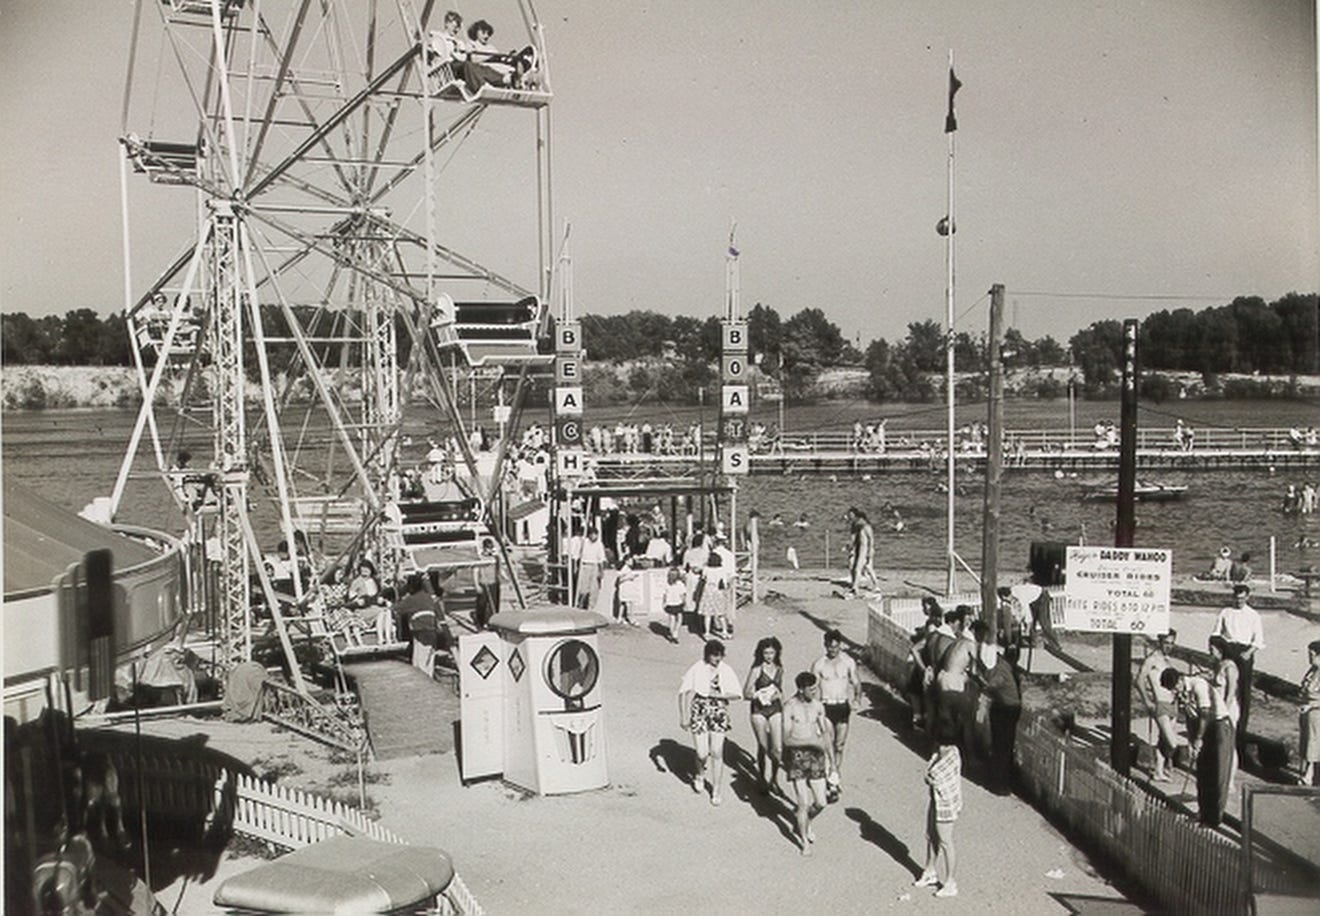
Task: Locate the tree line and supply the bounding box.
[3,293,1313,402]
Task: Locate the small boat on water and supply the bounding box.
[1082,480,1189,503]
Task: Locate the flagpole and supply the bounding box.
[945,48,958,596]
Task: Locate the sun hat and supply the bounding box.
[1218,546,1232,558]
[427,447,445,463]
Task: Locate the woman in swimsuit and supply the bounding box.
[743,636,785,794]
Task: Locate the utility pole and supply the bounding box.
[980,284,1005,623]
[1111,319,1139,775]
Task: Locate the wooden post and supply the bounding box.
[747,511,760,603]
[980,284,1005,624]
[729,481,738,612]
[1111,318,1139,776]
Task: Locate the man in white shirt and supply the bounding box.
[644,530,673,566]
[576,528,607,611]
[1213,583,1264,746]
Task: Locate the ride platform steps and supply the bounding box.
[342,658,459,760]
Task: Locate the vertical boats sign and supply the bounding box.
[1063,546,1172,633]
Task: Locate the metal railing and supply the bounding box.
[577,427,1316,464]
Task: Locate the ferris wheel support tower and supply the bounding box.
[113,0,554,690]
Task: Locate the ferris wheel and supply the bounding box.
[109,0,555,676]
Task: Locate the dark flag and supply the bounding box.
[945,67,962,133]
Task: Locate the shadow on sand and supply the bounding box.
[843,805,922,878]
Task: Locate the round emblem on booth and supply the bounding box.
[544,638,600,701]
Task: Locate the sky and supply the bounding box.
[0,0,1316,347]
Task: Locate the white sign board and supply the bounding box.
[1063,546,1172,634]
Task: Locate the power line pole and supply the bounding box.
[980,284,1005,623]
[1111,319,1139,775]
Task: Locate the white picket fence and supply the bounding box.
[102,747,483,915]
[214,769,403,847]
[218,770,485,915]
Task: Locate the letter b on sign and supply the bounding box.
[557,321,582,353]
[722,322,747,353]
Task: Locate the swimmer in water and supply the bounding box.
[794,514,811,529]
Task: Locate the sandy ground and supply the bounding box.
[150,573,1142,914]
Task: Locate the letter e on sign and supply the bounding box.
[555,357,579,384]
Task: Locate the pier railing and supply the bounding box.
[578,426,1317,475]
[865,601,1249,913]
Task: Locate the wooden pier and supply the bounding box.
[579,426,1320,478]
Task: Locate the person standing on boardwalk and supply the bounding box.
[1299,639,1320,786]
[1136,630,1179,781]
[971,621,1021,794]
[781,670,835,856]
[914,715,963,898]
[1163,667,1233,827]
[845,507,879,597]
[1213,582,1264,750]
[576,528,606,611]
[678,639,742,806]
[936,607,978,756]
[742,636,785,794]
[811,629,861,800]
[661,566,687,644]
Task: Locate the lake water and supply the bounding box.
[2,401,1317,577]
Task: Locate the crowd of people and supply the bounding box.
[675,625,965,894]
[566,511,740,640]
[1133,582,1273,827]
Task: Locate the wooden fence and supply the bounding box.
[865,603,1248,915]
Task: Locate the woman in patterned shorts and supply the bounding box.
[679,639,742,806]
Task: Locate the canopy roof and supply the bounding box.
[3,478,159,596]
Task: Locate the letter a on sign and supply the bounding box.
[721,385,749,414]
[555,387,583,415]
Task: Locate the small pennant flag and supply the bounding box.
[945,67,962,133]
[728,245,740,258]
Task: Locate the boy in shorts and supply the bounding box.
[782,671,835,855]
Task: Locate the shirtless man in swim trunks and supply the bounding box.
[782,670,835,855]
[810,629,862,800]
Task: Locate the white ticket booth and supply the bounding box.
[484,609,609,795]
